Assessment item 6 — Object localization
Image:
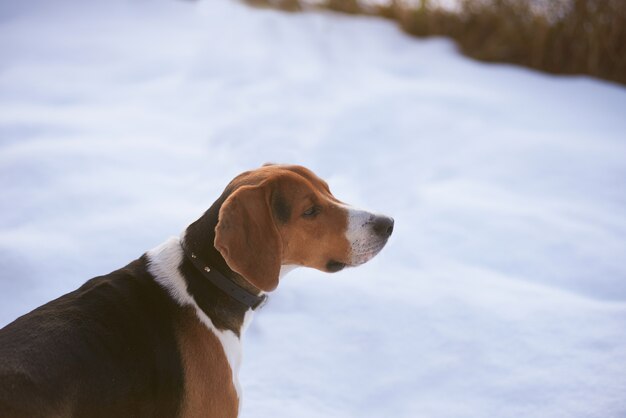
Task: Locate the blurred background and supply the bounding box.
[246,0,626,85]
[1,0,625,417]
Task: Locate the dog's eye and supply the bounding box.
[302,206,320,218]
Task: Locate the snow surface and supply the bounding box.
[1,0,626,417]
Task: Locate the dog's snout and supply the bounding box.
[372,216,394,238]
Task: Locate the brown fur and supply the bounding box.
[175,165,355,418]
[215,165,351,291]
[177,165,355,416]
[214,184,283,292]
[176,307,239,418]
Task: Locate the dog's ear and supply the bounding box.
[214,183,282,292]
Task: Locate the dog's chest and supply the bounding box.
[176,308,245,418]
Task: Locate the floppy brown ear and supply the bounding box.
[214,184,282,292]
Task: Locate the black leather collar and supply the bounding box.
[180,242,267,310]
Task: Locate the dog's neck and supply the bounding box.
[183,194,264,297]
[148,193,295,336]
[146,235,250,336]
[179,237,253,335]
[179,195,269,333]
[149,187,272,336]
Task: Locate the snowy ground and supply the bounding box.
[1,0,626,417]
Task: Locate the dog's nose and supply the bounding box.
[372,216,394,238]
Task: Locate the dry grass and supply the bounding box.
[241,0,626,86]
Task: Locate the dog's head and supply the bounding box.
[206,164,393,292]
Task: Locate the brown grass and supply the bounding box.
[241,0,626,86]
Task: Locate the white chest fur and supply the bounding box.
[146,236,252,401]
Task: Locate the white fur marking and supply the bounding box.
[146,236,250,403]
[341,205,388,265]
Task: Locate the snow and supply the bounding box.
[1,0,626,417]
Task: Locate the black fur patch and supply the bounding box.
[0,256,184,417]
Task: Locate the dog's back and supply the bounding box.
[0,256,184,418]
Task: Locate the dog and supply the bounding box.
[0,164,393,417]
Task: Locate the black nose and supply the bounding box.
[372,216,394,238]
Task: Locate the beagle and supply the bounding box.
[0,164,393,417]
